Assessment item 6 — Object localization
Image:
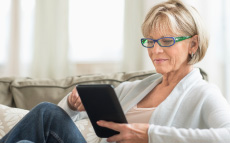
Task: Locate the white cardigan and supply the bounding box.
[58,68,230,143]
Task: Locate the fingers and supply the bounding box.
[108,134,124,142]
[97,121,125,142]
[77,103,85,111]
[97,121,149,143]
[71,88,78,103]
[68,92,77,110]
[97,120,124,132]
[68,88,85,111]
[71,91,78,104]
[72,92,82,109]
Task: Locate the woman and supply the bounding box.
[1,0,230,143]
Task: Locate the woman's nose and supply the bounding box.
[151,42,163,54]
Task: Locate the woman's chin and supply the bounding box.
[155,68,168,74]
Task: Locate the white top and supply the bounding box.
[58,68,230,143]
[126,105,155,123]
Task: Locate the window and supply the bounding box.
[68,0,124,63]
[0,0,124,76]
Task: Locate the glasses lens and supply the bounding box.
[141,39,154,48]
[158,37,174,47]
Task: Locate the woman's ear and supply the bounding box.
[190,35,199,54]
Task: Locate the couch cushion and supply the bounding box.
[11,70,156,110]
[0,77,15,107]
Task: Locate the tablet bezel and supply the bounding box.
[76,84,128,138]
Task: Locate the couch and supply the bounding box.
[0,69,208,140]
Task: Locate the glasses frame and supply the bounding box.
[141,36,192,48]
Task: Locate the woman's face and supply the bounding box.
[147,30,192,75]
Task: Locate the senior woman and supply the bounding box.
[1,0,230,143]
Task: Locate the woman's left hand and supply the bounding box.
[97,120,149,143]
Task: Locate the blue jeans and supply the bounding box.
[0,102,86,143]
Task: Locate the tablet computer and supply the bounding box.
[76,84,128,138]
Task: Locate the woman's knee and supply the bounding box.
[29,102,69,122]
[34,102,56,110]
[31,102,62,114]
[37,102,67,115]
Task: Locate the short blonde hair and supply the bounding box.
[142,0,209,64]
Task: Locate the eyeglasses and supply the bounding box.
[141,36,192,48]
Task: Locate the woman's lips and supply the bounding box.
[154,59,168,64]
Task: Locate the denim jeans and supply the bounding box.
[0,102,86,143]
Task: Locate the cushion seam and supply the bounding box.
[10,73,154,89]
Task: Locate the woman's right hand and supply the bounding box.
[67,88,85,111]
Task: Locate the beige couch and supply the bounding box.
[0,69,208,139]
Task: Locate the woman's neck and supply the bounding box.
[160,66,193,87]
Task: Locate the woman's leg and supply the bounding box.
[0,102,86,143]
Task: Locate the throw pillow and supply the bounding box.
[75,119,101,143]
[0,104,29,139]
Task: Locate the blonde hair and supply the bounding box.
[142,0,209,64]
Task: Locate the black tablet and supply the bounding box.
[76,84,128,138]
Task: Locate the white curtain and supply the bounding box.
[31,0,71,78]
[191,0,227,99]
[122,0,146,72]
[224,0,230,101]
[6,0,20,76]
[0,0,70,78]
